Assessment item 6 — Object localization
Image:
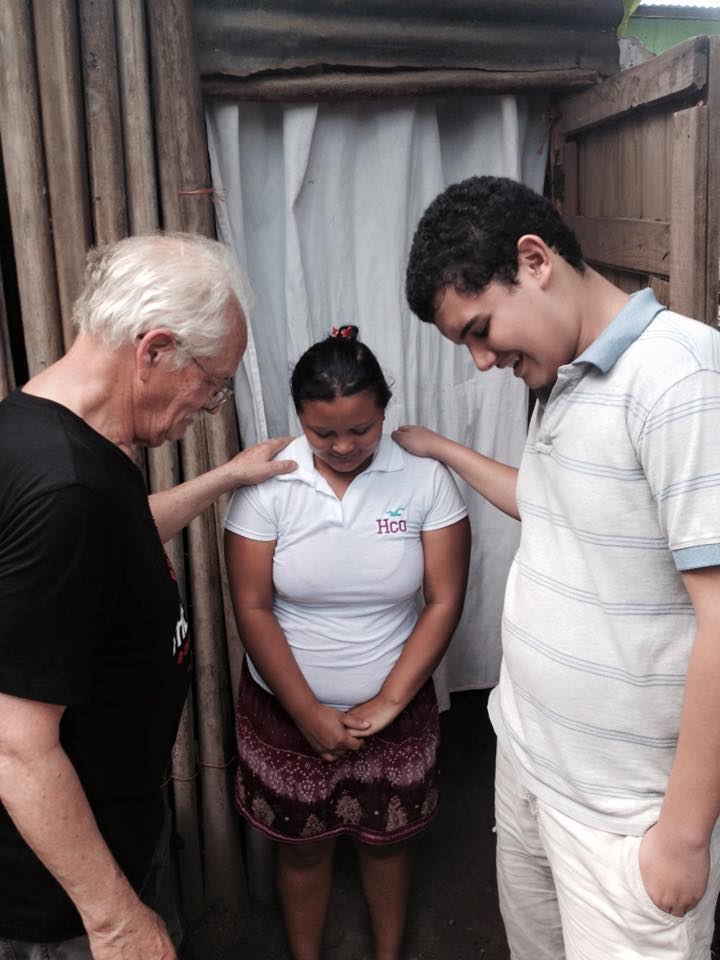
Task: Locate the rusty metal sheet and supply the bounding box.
[194,0,623,80]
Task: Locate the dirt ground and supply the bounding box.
[181,689,720,960]
[181,689,508,960]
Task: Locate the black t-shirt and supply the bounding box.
[0,391,191,941]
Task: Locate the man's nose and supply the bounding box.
[467,340,497,372]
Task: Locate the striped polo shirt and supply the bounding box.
[489,288,720,835]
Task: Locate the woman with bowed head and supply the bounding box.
[224,325,470,960]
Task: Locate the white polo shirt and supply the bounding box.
[490,288,720,835]
[225,435,467,710]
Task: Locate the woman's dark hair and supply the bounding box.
[406,175,586,324]
[291,326,392,414]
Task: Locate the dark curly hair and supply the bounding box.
[406,176,585,323]
[291,327,392,413]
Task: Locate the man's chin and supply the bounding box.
[167,418,196,443]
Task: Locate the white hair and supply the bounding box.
[73,233,252,362]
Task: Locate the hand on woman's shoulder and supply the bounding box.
[392,425,449,461]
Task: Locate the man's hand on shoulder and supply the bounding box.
[88,902,176,959]
[229,436,297,486]
[392,425,446,459]
[639,821,710,917]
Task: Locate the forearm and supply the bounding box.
[0,742,140,935]
[149,461,236,543]
[658,621,720,845]
[235,607,370,757]
[150,437,296,543]
[432,436,519,520]
[234,607,319,720]
[379,599,463,712]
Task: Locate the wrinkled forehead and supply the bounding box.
[202,297,247,376]
[226,295,247,350]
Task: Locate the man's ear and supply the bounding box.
[135,329,176,382]
[517,235,553,288]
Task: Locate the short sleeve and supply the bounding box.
[0,485,116,704]
[421,462,468,532]
[636,369,720,571]
[224,483,278,540]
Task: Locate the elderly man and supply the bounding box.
[0,234,294,959]
[396,176,720,959]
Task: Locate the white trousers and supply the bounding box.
[494,742,720,960]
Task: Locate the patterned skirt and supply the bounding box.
[234,664,440,845]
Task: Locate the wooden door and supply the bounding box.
[551,36,720,327]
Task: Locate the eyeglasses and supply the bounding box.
[189,354,234,412]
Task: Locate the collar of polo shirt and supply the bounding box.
[573,288,665,374]
[276,434,404,488]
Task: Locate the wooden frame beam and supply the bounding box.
[558,36,708,137]
[204,66,600,102]
[572,215,670,276]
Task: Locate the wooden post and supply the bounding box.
[33,0,92,350]
[147,0,214,237]
[114,0,205,918]
[705,38,720,328]
[148,0,248,911]
[116,0,159,235]
[79,0,127,243]
[669,106,708,321]
[206,407,245,698]
[170,693,205,921]
[0,0,63,373]
[181,421,246,908]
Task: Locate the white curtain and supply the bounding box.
[206,95,549,703]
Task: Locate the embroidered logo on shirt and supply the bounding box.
[376,507,407,535]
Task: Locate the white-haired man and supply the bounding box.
[0,234,295,959]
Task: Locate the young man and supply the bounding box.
[394,176,720,959]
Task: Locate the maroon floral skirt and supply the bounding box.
[234,664,440,844]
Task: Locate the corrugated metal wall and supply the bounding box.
[627,5,720,54]
[194,0,622,81]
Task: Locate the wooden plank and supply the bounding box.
[563,140,578,217]
[79,0,127,242]
[599,268,648,295]
[597,125,618,219]
[665,109,673,225]
[0,0,63,373]
[203,67,600,102]
[579,125,620,218]
[617,117,642,220]
[650,276,670,308]
[549,114,564,210]
[640,108,668,221]
[572,215,670,276]
[559,36,707,137]
[669,106,708,321]
[613,271,647,295]
[33,0,92,350]
[705,38,720,327]
[577,136,590,217]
